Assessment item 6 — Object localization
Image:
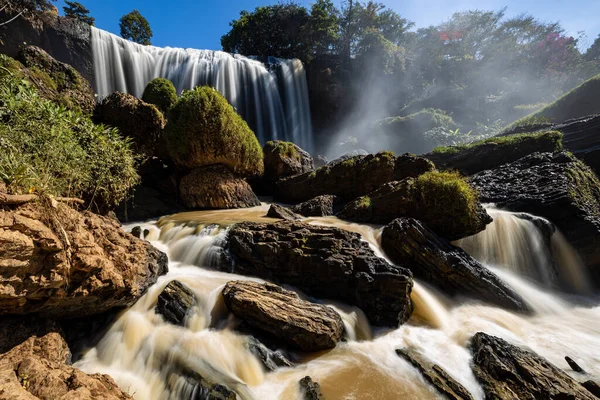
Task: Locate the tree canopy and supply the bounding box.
[119,9,153,45]
[63,1,94,25]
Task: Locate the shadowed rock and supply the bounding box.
[299,376,324,400]
[291,195,342,217]
[267,204,302,221]
[583,381,600,398]
[565,356,587,374]
[247,336,294,372]
[156,280,197,326]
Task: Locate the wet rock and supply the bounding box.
[396,348,473,400]
[340,175,492,241]
[156,280,197,327]
[222,281,344,352]
[222,221,413,327]
[165,368,237,400]
[565,356,587,374]
[314,155,328,168]
[130,226,142,238]
[471,151,600,285]
[470,332,596,400]
[583,381,600,398]
[179,164,260,210]
[423,131,562,175]
[276,152,434,203]
[96,91,166,157]
[247,336,294,372]
[0,317,131,399]
[267,204,302,221]
[0,200,168,318]
[291,195,342,217]
[299,376,324,400]
[381,218,528,311]
[263,140,314,183]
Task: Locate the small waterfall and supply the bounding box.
[90,27,313,151]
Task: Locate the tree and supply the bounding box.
[1,0,55,26]
[119,9,152,45]
[585,34,600,61]
[63,1,94,25]
[304,0,339,59]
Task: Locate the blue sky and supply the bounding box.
[55,0,600,51]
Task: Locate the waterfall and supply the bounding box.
[90,27,313,151]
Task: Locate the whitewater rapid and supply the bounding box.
[74,204,600,399]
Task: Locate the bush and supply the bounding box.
[165,86,263,176]
[0,71,140,210]
[141,78,177,114]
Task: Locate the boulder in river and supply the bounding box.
[470,332,596,399]
[179,164,261,210]
[381,218,528,311]
[267,204,302,221]
[222,221,414,327]
[299,376,325,400]
[222,281,344,352]
[156,280,197,327]
[0,199,168,318]
[291,195,342,217]
[471,151,600,285]
[340,171,492,241]
[276,152,434,203]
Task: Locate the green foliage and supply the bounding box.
[119,9,153,45]
[380,109,457,135]
[585,34,600,62]
[142,78,177,114]
[63,1,94,25]
[0,72,139,210]
[165,86,263,177]
[265,140,299,160]
[433,131,563,155]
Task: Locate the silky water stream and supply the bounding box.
[74,204,600,399]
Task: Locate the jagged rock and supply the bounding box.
[423,131,562,175]
[263,141,314,183]
[96,91,166,157]
[583,381,600,398]
[0,200,168,318]
[291,195,342,217]
[471,151,600,285]
[470,332,596,400]
[396,348,473,400]
[222,221,413,327]
[267,204,302,221]
[565,356,587,374]
[156,280,197,326]
[340,175,492,241]
[222,281,344,352]
[246,336,293,372]
[0,317,131,400]
[276,152,434,203]
[179,164,260,210]
[381,218,528,311]
[299,376,324,400]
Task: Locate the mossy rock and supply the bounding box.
[339,171,491,240]
[142,78,178,114]
[263,140,314,183]
[165,86,264,177]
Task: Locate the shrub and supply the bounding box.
[141,78,177,114]
[0,72,140,210]
[165,86,263,176]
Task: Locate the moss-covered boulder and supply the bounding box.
[0,47,94,113]
[276,152,434,203]
[471,151,600,286]
[142,77,177,114]
[426,131,563,175]
[263,140,314,183]
[96,92,166,157]
[179,164,260,209]
[339,171,491,240]
[165,86,263,177]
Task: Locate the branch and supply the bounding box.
[0,10,24,27]
[0,193,85,206]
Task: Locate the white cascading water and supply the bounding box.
[75,204,600,399]
[90,28,313,151]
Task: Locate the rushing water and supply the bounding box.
[90,28,313,151]
[75,204,600,399]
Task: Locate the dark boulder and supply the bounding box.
[263,140,314,183]
[267,204,302,221]
[276,152,434,203]
[471,151,600,285]
[381,218,528,311]
[583,381,600,398]
[222,221,413,327]
[396,348,473,400]
[470,332,596,400]
[246,336,294,372]
[179,164,260,210]
[340,172,492,241]
[222,281,344,352]
[291,195,342,217]
[565,356,587,374]
[156,280,197,327]
[299,376,325,400]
